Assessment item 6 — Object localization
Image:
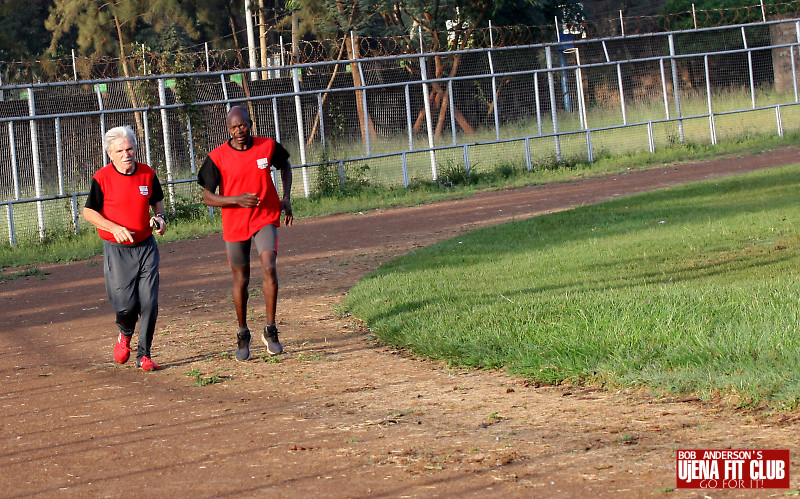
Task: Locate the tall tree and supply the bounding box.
[0,0,52,60]
[45,0,203,58]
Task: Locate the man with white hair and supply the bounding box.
[83,125,167,371]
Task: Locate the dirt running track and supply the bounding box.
[3,148,800,498]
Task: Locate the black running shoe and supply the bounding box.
[235,329,251,361]
[261,325,283,355]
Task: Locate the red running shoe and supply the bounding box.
[114,333,132,364]
[138,356,159,371]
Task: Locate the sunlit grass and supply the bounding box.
[343,164,800,408]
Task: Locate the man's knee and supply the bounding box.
[231,266,250,288]
[116,309,138,331]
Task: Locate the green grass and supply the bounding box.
[343,163,800,408]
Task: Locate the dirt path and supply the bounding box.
[2,148,800,498]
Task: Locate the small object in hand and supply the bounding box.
[150,216,162,231]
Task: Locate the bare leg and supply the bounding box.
[259,250,278,325]
[231,265,250,328]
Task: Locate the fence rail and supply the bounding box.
[3,18,800,247]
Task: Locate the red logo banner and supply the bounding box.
[676,449,790,489]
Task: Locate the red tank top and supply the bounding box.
[208,137,282,242]
[93,162,158,244]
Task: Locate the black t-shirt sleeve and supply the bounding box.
[84,178,104,211]
[150,175,164,206]
[273,142,290,167]
[197,156,221,192]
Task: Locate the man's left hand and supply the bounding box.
[281,199,293,226]
[151,215,167,236]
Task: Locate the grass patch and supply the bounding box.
[343,164,800,408]
[184,368,225,386]
[0,265,50,282]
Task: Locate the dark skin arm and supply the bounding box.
[279,159,293,226]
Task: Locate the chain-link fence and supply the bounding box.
[3,18,800,247]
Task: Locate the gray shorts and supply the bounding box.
[226,225,278,268]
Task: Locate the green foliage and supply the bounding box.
[0,0,50,60]
[437,160,477,187]
[0,266,49,283]
[185,368,224,386]
[312,157,371,198]
[43,0,240,60]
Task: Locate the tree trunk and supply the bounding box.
[411,28,475,138]
[433,53,474,137]
[226,2,258,135]
[291,11,300,65]
[344,33,377,145]
[258,0,269,80]
[113,15,144,141]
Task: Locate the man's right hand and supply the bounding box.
[234,193,260,208]
[110,225,134,243]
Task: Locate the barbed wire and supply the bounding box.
[2,1,800,85]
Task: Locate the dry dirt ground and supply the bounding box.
[3,148,800,498]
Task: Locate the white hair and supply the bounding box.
[104,126,137,152]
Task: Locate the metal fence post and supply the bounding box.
[404,84,414,150]
[272,97,281,142]
[143,111,154,167]
[776,105,784,138]
[742,27,756,108]
[534,72,542,135]
[448,80,457,145]
[220,74,230,112]
[617,63,627,125]
[546,46,562,162]
[792,45,799,103]
[28,88,46,241]
[95,83,107,164]
[574,49,588,130]
[704,54,717,145]
[292,67,310,197]
[401,152,409,188]
[647,122,655,153]
[487,48,501,141]
[157,78,177,213]
[660,58,671,120]
[70,194,79,234]
[668,34,685,143]
[9,122,20,200]
[524,137,533,171]
[419,49,438,181]
[795,21,800,103]
[356,57,371,156]
[55,117,64,196]
[271,167,279,196]
[462,144,470,174]
[6,204,17,247]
